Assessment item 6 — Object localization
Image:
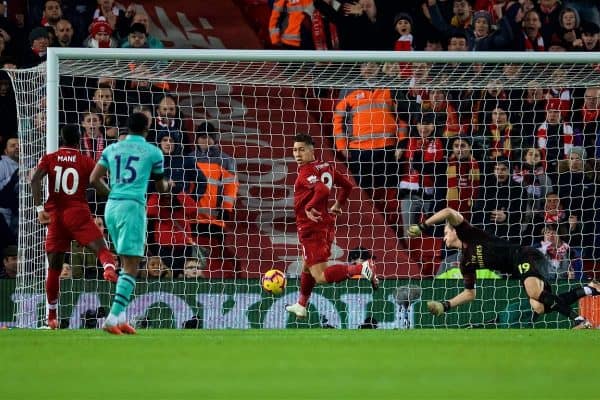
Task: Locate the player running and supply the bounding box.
[408,207,600,328]
[30,124,118,330]
[285,134,378,319]
[90,112,170,335]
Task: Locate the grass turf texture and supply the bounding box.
[1,329,598,400]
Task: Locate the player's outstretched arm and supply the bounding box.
[427,289,476,316]
[408,207,464,237]
[30,166,51,224]
[90,164,110,197]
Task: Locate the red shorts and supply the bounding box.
[299,226,334,267]
[45,207,103,253]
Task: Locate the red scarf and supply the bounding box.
[81,134,105,161]
[311,10,339,50]
[489,123,512,159]
[523,31,545,51]
[544,206,565,223]
[446,154,480,212]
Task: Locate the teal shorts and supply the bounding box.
[105,199,146,257]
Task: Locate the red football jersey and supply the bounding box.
[37,147,97,211]
[294,160,354,232]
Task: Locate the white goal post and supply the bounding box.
[6,48,600,329]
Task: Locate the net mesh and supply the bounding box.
[7,54,600,329]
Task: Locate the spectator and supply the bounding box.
[427,0,517,50]
[0,72,17,139]
[21,27,49,67]
[445,137,480,218]
[472,158,526,241]
[572,87,600,162]
[475,106,521,170]
[537,0,561,47]
[514,9,545,51]
[393,13,415,78]
[185,122,239,272]
[41,0,62,30]
[398,112,445,238]
[0,136,18,238]
[526,193,582,246]
[333,62,406,195]
[53,18,77,47]
[79,110,108,162]
[147,132,194,277]
[125,10,163,48]
[512,147,553,216]
[556,146,597,254]
[121,22,148,49]
[90,84,123,140]
[422,89,462,138]
[557,7,582,50]
[0,1,18,60]
[0,244,17,279]
[83,17,117,48]
[313,0,394,50]
[152,94,185,146]
[139,256,172,280]
[424,34,443,51]
[580,20,600,51]
[92,0,134,42]
[447,31,468,50]
[183,257,206,279]
[536,98,574,178]
[517,80,547,138]
[310,0,340,50]
[269,0,314,49]
[536,224,579,280]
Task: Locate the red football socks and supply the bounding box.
[97,247,116,270]
[324,264,362,283]
[46,267,60,317]
[298,272,316,307]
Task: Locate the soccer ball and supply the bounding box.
[261,269,286,295]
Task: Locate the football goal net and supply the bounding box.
[6,49,600,329]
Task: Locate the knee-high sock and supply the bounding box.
[538,290,578,320]
[109,273,136,317]
[298,272,316,307]
[324,264,363,283]
[46,268,60,319]
[97,247,116,269]
[557,286,587,306]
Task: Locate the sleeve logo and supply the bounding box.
[307,175,318,184]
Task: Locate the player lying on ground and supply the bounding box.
[408,207,600,328]
[91,112,170,335]
[30,124,118,330]
[286,134,378,319]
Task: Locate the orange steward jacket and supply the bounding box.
[185,147,238,228]
[269,0,314,47]
[333,88,406,151]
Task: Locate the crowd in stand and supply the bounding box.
[0,0,599,281]
[270,0,600,280]
[0,0,239,280]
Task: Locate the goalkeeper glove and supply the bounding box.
[407,223,428,237]
[427,300,451,316]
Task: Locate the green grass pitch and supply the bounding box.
[1,329,599,400]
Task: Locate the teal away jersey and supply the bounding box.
[99,135,164,204]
